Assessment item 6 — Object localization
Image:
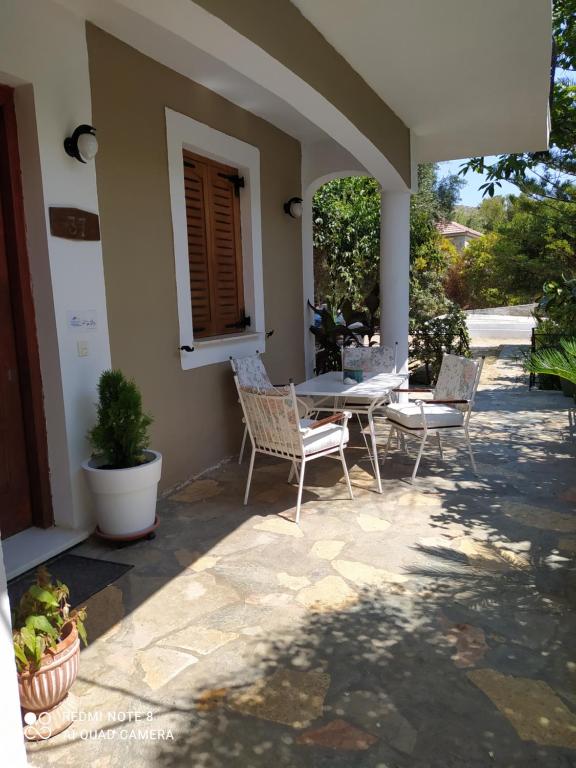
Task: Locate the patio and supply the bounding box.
[27,346,576,768]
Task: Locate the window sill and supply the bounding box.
[180,331,264,370]
[194,331,260,347]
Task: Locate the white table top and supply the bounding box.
[295,371,406,400]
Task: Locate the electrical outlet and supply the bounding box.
[77,340,89,357]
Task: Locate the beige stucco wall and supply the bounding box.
[192,0,411,186]
[87,24,304,490]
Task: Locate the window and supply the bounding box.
[183,150,246,338]
[166,108,264,370]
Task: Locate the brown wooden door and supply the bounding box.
[0,84,51,540]
[0,166,33,538]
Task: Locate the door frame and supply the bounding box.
[0,84,52,530]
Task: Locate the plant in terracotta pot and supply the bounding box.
[12,566,87,739]
[82,369,162,539]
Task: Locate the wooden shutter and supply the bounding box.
[183,150,244,338]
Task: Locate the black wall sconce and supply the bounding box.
[283,196,303,219]
[64,125,98,163]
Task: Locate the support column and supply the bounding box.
[379,190,411,373]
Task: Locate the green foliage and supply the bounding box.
[453,197,509,233]
[409,164,458,326]
[88,369,153,469]
[534,276,576,334]
[446,195,576,308]
[313,177,381,308]
[12,566,87,673]
[410,304,471,382]
[526,337,576,386]
[312,164,463,329]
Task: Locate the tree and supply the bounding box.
[409,164,462,326]
[312,164,463,325]
[453,196,509,233]
[446,194,576,308]
[312,177,380,309]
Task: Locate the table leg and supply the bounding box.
[368,413,383,494]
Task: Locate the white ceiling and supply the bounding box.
[292,0,552,162]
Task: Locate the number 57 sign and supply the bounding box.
[49,207,100,241]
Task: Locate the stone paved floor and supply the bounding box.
[27,346,576,768]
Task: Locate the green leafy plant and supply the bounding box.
[12,566,87,673]
[410,303,471,383]
[88,369,153,469]
[525,337,576,389]
[534,277,576,336]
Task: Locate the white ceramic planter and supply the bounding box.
[82,450,162,537]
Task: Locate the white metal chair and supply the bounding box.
[339,343,400,492]
[231,354,313,463]
[235,379,353,525]
[381,354,484,480]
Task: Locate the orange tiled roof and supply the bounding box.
[437,220,483,237]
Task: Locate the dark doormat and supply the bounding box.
[8,554,132,609]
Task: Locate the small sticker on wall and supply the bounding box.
[67,310,97,331]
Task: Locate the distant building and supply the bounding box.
[437,221,483,251]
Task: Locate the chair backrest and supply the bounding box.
[435,354,483,407]
[342,344,397,376]
[235,380,303,458]
[230,354,272,390]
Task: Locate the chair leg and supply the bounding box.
[244,448,256,505]
[401,433,408,456]
[358,413,378,478]
[288,461,299,484]
[295,459,307,526]
[383,425,394,464]
[239,425,247,464]
[465,426,478,475]
[437,432,444,461]
[368,415,383,494]
[340,448,354,500]
[411,434,427,481]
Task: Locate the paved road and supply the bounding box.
[466,313,535,344]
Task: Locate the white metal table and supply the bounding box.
[295,371,406,493]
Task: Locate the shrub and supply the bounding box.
[410,303,471,383]
[88,369,153,469]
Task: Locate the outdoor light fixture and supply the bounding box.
[64,125,98,163]
[283,196,303,218]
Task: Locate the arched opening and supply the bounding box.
[302,171,372,375]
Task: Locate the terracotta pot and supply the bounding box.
[18,622,80,712]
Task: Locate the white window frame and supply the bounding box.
[166,107,265,370]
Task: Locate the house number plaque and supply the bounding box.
[49,207,100,241]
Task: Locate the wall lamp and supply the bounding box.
[283,196,303,219]
[64,125,98,163]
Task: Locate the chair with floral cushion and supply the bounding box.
[342,343,398,378]
[230,354,312,463]
[381,354,484,480]
[234,378,353,525]
[338,343,400,487]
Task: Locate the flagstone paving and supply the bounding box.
[26,346,576,768]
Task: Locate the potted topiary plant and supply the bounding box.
[13,566,87,739]
[82,369,162,539]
